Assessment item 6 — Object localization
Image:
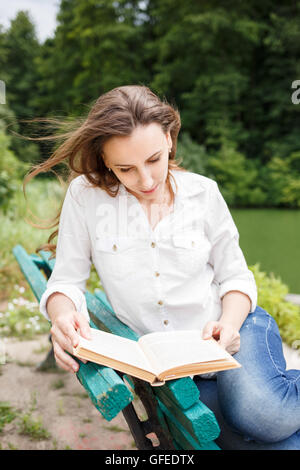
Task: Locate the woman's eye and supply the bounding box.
[119,158,160,173]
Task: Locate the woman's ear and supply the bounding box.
[166,131,172,151]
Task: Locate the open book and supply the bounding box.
[73,328,241,386]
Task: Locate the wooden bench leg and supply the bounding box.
[36,335,58,372]
[120,375,175,450]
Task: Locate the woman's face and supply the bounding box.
[102,123,172,204]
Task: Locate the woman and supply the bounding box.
[28,85,300,449]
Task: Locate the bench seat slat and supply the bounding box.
[13,245,47,300]
[77,361,133,421]
[157,398,220,450]
[155,389,220,445]
[154,379,200,410]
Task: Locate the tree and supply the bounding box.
[1,11,41,163]
[36,0,152,116]
[2,11,40,121]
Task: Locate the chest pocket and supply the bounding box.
[95,237,136,280]
[172,231,211,275]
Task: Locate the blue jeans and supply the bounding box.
[194,306,300,450]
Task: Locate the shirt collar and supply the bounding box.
[169,170,205,200]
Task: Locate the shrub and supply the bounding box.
[250,263,300,348]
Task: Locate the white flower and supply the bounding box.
[19,287,25,294]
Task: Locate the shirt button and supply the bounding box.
[191,241,195,247]
[155,272,160,277]
[164,320,169,325]
[151,242,156,248]
[113,244,117,251]
[158,300,163,306]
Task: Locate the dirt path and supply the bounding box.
[1,329,300,450]
[0,334,137,450]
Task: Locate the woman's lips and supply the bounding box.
[141,184,158,194]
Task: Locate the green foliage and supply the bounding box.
[0,130,28,211]
[260,152,300,207]
[2,11,40,120]
[150,0,300,162]
[206,139,266,206]
[18,413,51,440]
[0,402,17,433]
[35,0,151,116]
[0,291,49,339]
[177,133,209,175]
[2,0,300,204]
[0,177,63,297]
[250,264,300,347]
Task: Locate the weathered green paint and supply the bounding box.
[157,398,220,450]
[94,288,116,316]
[157,392,220,445]
[38,249,56,271]
[155,378,201,411]
[76,361,133,421]
[13,245,48,301]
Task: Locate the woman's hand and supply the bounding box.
[50,309,91,373]
[202,321,240,355]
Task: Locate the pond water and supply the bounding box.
[232,209,300,294]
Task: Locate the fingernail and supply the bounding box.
[73,364,78,372]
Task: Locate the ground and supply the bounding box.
[1,327,300,451]
[0,334,137,450]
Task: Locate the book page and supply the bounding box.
[76,328,154,373]
[139,330,232,375]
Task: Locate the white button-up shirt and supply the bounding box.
[40,170,257,336]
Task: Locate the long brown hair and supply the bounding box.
[24,85,186,256]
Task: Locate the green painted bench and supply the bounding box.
[12,244,221,450]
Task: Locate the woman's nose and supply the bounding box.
[138,169,154,189]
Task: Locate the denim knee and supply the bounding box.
[215,305,300,443]
[217,374,300,443]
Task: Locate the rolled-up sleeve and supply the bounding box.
[205,181,257,313]
[39,178,92,321]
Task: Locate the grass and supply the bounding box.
[0,399,50,441]
[17,412,51,440]
[51,379,65,390]
[0,177,103,341]
[57,399,65,416]
[0,285,50,339]
[0,401,18,433]
[1,178,64,299]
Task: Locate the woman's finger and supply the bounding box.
[218,327,233,349]
[53,340,79,372]
[75,312,92,341]
[51,324,75,353]
[202,321,221,340]
[54,318,80,348]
